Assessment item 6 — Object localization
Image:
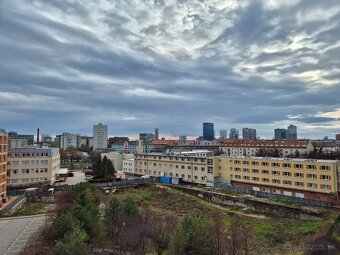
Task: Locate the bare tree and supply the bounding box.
[239,225,258,255]
[226,216,242,255]
[212,213,228,255]
[147,209,177,255]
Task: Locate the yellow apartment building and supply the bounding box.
[212,156,340,202]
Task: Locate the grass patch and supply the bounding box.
[125,187,155,204]
[15,203,48,216]
[287,219,324,236]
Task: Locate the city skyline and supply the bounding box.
[0,1,339,139]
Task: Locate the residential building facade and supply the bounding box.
[93,123,108,150]
[122,159,135,174]
[287,125,297,140]
[229,128,239,140]
[220,140,313,157]
[101,152,134,171]
[212,156,340,202]
[203,123,214,141]
[8,139,28,149]
[0,130,8,203]
[139,133,156,143]
[58,132,81,149]
[134,150,214,185]
[155,128,160,140]
[7,148,60,188]
[220,130,228,140]
[8,131,34,145]
[274,128,287,140]
[242,128,257,140]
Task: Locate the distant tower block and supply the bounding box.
[155,128,160,140]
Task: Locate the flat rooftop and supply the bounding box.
[220,155,339,163]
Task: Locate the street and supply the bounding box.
[0,215,47,255]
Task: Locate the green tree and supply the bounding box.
[50,212,81,241]
[121,196,139,217]
[51,225,88,255]
[170,212,214,255]
[101,156,115,177]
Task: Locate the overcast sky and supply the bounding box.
[0,0,339,139]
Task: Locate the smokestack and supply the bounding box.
[37,128,40,144]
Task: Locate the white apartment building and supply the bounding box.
[58,132,81,149]
[93,123,108,150]
[122,159,135,174]
[101,152,134,171]
[7,147,60,187]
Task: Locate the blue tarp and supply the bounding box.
[160,176,171,184]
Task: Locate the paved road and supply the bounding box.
[0,215,47,255]
[66,170,86,185]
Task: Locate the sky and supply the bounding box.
[0,0,339,139]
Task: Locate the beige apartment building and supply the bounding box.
[212,156,340,202]
[7,147,60,188]
[134,150,214,185]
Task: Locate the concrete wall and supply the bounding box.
[170,185,321,220]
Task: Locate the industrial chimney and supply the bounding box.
[37,128,40,144]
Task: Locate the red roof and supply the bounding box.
[220,139,310,149]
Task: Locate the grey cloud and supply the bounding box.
[0,0,339,138]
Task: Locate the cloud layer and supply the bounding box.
[0,0,339,138]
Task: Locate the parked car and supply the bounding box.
[85,175,94,181]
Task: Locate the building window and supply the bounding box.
[262,178,270,183]
[283,172,291,177]
[201,177,205,181]
[188,175,191,179]
[283,163,291,168]
[243,168,250,173]
[242,161,249,165]
[295,182,304,187]
[272,171,280,176]
[272,163,279,167]
[322,184,330,190]
[294,164,303,169]
[252,169,259,174]
[194,176,198,180]
[262,170,269,174]
[283,180,291,185]
[22,169,29,174]
[307,174,316,179]
[252,177,259,181]
[272,179,280,184]
[307,165,316,170]
[321,165,330,171]
[262,162,269,166]
[307,183,316,189]
[251,161,259,166]
[295,173,303,178]
[321,175,330,180]
[235,175,241,179]
[243,176,250,180]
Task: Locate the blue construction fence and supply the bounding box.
[214,182,332,208]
